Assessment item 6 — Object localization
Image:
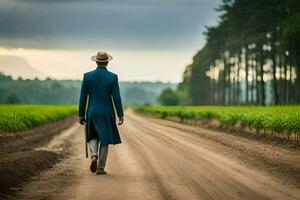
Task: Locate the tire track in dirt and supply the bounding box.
[125,110,299,199]
[123,119,217,199]
[125,113,268,199]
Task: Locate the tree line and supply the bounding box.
[177,0,300,106]
[0,73,81,104]
[0,72,175,105]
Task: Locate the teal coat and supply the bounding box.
[79,67,124,145]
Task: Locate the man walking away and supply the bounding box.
[78,51,124,175]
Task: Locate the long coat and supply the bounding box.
[79,67,124,145]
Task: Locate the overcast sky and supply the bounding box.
[0,0,221,82]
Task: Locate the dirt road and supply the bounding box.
[12,109,300,200]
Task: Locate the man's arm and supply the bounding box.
[78,74,88,125]
[112,75,124,125]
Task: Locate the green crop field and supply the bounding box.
[136,106,300,141]
[0,105,77,132]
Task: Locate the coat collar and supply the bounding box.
[96,66,108,71]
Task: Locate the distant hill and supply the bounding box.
[0,55,45,79]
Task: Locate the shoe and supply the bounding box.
[96,168,107,175]
[90,159,97,173]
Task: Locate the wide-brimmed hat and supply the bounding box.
[91,51,113,62]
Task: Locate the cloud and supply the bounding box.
[11,0,214,5]
[13,0,84,3]
[0,0,221,50]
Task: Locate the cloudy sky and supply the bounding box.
[0,0,221,82]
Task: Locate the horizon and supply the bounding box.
[0,71,179,84]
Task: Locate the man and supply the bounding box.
[78,51,124,175]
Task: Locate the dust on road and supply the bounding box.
[12,109,300,200]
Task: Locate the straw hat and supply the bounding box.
[91,51,113,62]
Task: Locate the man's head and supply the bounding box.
[91,51,113,67]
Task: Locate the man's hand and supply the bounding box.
[79,117,86,125]
[118,116,124,125]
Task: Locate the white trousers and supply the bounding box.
[89,138,109,169]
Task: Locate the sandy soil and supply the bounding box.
[0,116,77,155]
[10,109,300,200]
[0,116,76,198]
